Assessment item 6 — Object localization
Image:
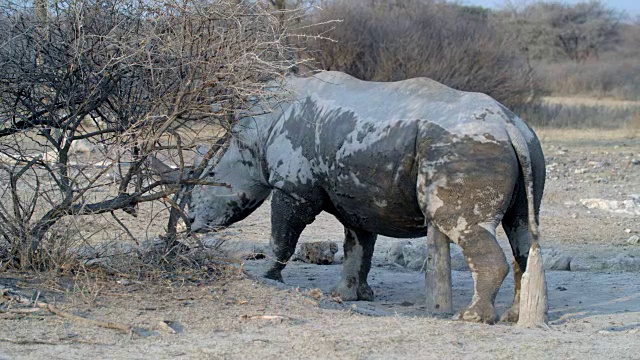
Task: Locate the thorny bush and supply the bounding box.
[0,0,310,270]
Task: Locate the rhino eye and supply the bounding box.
[208,171,215,177]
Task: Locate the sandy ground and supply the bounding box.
[1,128,640,359]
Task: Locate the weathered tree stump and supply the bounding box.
[518,241,548,327]
[425,228,453,314]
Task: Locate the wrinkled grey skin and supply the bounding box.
[189,72,545,324]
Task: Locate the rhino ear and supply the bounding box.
[148,156,193,184]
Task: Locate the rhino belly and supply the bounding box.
[323,162,427,238]
[327,190,427,237]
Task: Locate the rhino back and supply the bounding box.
[287,72,525,141]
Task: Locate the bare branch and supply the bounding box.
[0,0,315,268]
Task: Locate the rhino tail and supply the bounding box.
[505,123,539,241]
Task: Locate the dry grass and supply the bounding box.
[541,96,640,109]
[521,98,640,129]
[535,127,640,142]
[535,61,640,101]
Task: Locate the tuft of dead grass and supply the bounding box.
[518,91,640,131]
[536,61,640,101]
[534,127,640,142]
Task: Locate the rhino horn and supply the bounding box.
[148,156,194,184]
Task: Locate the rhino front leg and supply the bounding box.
[330,228,377,301]
[264,190,321,282]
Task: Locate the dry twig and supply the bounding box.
[0,337,65,346]
[240,314,291,322]
[2,286,133,334]
[0,307,42,314]
[0,337,113,346]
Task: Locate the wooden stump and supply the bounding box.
[517,241,548,327]
[425,228,453,314]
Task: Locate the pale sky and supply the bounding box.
[461,0,640,17]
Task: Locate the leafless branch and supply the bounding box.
[0,0,315,269]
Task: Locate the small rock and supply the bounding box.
[117,279,131,286]
[627,235,640,245]
[386,240,412,267]
[624,228,632,233]
[543,249,572,271]
[631,159,640,165]
[220,240,268,260]
[298,241,339,265]
[387,241,469,271]
[581,198,640,216]
[403,243,427,271]
[569,257,606,272]
[606,254,640,272]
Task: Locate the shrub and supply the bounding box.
[304,0,538,108]
[519,102,640,129]
[0,0,304,269]
[535,60,640,101]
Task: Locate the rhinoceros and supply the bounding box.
[180,71,545,324]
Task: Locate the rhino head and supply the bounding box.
[152,136,270,233]
[189,137,271,232]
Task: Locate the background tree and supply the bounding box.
[495,1,622,63]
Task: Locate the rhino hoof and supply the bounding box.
[454,304,498,324]
[330,282,374,301]
[264,269,284,283]
[499,304,519,323]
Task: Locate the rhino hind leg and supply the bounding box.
[330,228,377,301]
[264,190,322,282]
[451,225,509,324]
[418,163,514,324]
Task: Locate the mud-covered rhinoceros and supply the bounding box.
[182,71,545,324]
